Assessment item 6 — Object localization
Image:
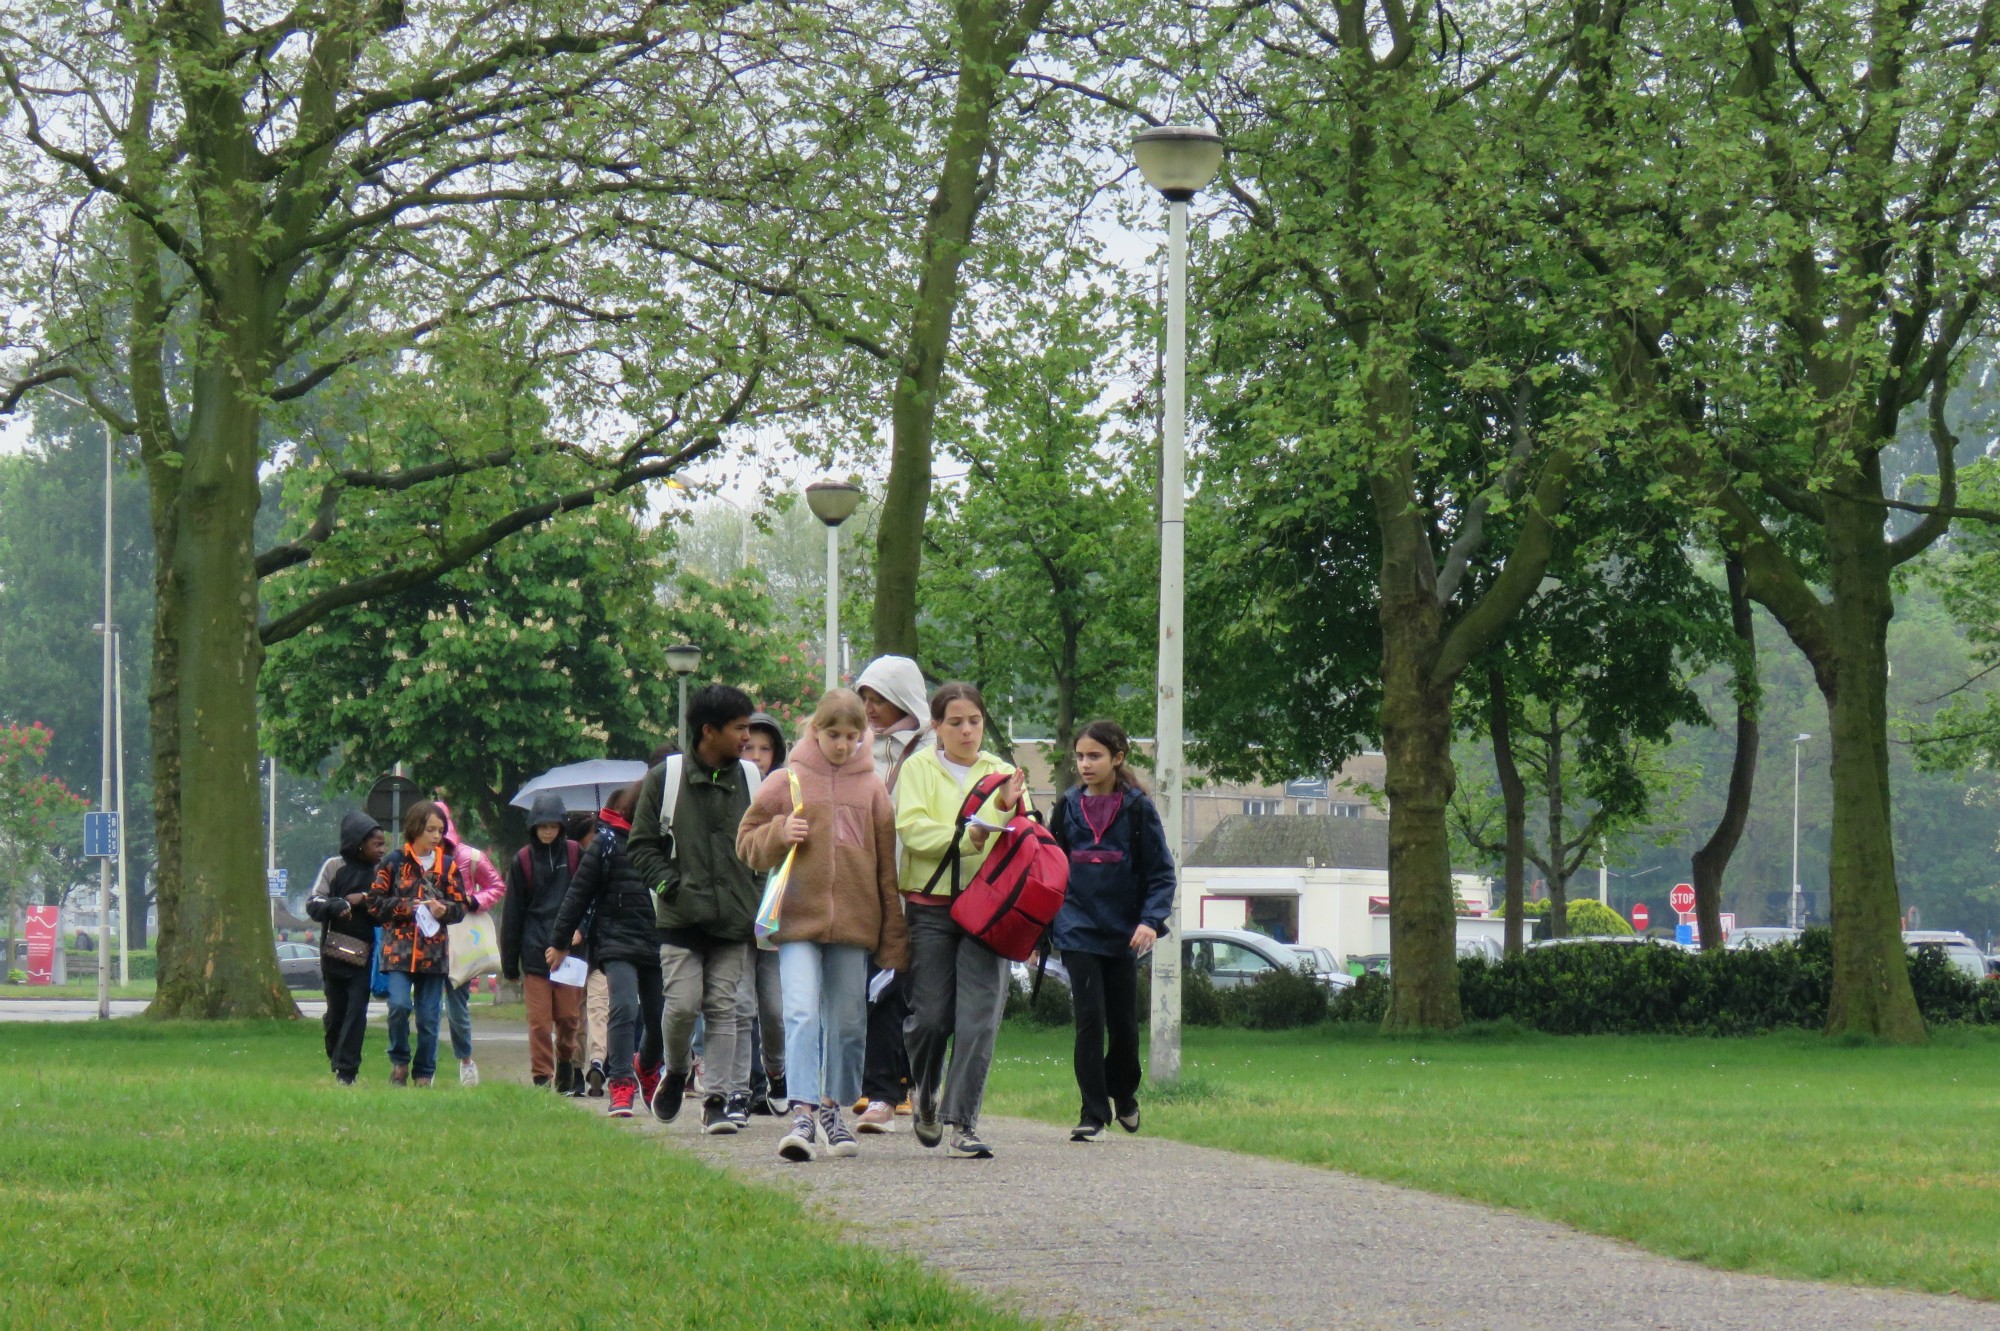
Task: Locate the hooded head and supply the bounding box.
[339,811,384,865]
[527,792,568,835]
[855,656,928,733]
[434,800,461,851]
[745,712,789,774]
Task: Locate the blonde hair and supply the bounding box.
[811,687,867,733]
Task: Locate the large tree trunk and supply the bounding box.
[1817,495,1923,1041]
[870,0,1052,657]
[1690,555,1756,951]
[1487,666,1527,956]
[1379,578,1462,1032]
[1542,717,1569,938]
[150,372,293,1018]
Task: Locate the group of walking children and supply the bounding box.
[308,659,1179,1160]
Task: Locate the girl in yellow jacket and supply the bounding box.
[895,681,1028,1158]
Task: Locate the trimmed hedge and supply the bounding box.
[1326,929,2000,1034]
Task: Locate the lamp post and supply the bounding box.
[805,481,863,691]
[96,420,114,1019]
[666,643,704,748]
[1133,123,1224,1086]
[1792,732,1811,928]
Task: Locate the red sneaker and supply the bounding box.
[608,1083,636,1118]
[636,1061,662,1109]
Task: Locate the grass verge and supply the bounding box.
[984,1019,2000,1301]
[0,1021,1030,1330]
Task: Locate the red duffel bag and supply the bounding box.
[921,772,1070,962]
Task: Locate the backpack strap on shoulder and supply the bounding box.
[658,754,685,831]
[919,771,1014,897]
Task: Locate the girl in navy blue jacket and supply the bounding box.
[1048,720,1176,1141]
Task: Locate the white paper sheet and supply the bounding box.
[549,955,589,987]
[414,903,442,938]
[867,968,896,1004]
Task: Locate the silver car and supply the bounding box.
[1184,929,1355,991]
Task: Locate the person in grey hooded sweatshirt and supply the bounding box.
[851,654,932,1131]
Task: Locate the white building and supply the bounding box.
[1184,814,1494,965]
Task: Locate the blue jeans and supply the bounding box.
[385,971,447,1080]
[779,941,868,1107]
[446,979,474,1062]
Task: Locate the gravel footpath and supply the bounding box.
[470,1015,1997,1331]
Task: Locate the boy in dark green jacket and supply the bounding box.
[627,683,761,1133]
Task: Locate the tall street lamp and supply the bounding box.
[805,480,863,691]
[1133,123,1224,1086]
[1792,732,1812,928]
[666,642,704,748]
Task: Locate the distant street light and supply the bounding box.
[1132,123,1224,1087]
[667,642,704,746]
[805,480,863,691]
[1792,733,1812,928]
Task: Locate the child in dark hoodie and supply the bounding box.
[307,811,387,1084]
[546,783,656,1118]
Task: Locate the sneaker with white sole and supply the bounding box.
[725,1093,751,1129]
[946,1125,993,1158]
[912,1082,943,1148]
[459,1060,479,1088]
[701,1096,738,1135]
[819,1105,860,1158]
[1071,1121,1106,1142]
[855,1100,896,1134]
[778,1108,819,1162]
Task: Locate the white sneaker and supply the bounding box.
[459,1060,479,1088]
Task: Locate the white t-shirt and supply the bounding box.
[938,755,974,789]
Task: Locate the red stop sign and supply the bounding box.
[1670,882,1696,915]
[1631,903,1650,931]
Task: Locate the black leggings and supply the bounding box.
[321,960,371,1079]
[1062,949,1140,1127]
[862,965,912,1104]
[603,957,664,1089]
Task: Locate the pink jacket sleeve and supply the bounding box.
[458,846,507,912]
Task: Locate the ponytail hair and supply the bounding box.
[1076,719,1146,793]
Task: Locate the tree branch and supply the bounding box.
[254,445,520,578]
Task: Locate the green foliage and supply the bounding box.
[0,722,89,922]
[1563,900,1635,937]
[922,288,1157,768]
[263,482,819,846]
[1329,971,1390,1025]
[1179,965,1330,1031]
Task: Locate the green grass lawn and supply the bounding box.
[0,1021,1029,1330]
[985,1020,2000,1301]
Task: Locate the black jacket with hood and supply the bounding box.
[502,792,582,980]
[306,812,383,965]
[550,812,657,967]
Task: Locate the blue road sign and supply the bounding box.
[83,811,119,859]
[267,869,288,897]
[1675,922,1698,945]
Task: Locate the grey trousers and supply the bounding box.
[662,938,750,1098]
[903,902,1011,1131]
[735,945,786,1089]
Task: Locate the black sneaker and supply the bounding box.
[533,1074,553,1089]
[1116,1102,1141,1134]
[652,1068,687,1123]
[778,1108,818,1162]
[585,1060,606,1097]
[912,1081,943,1148]
[725,1093,752,1129]
[764,1071,787,1115]
[701,1096,738,1135]
[1071,1121,1105,1142]
[819,1105,859,1158]
[946,1125,993,1158]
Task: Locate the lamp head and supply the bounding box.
[665,642,703,677]
[1132,125,1225,202]
[1796,733,1812,743]
[805,480,863,527]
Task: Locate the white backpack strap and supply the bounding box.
[739,759,762,795]
[659,754,685,831]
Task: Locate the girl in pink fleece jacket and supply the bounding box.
[437,801,507,1087]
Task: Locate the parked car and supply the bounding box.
[275,941,321,990]
[1183,928,1354,991]
[1727,927,1804,950]
[1527,934,1693,952]
[1902,930,1989,982]
[1288,944,1343,979]
[1346,952,1391,977]
[1456,936,1505,963]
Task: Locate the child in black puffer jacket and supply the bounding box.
[547,782,657,1118]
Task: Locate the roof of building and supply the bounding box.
[1187,814,1392,870]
